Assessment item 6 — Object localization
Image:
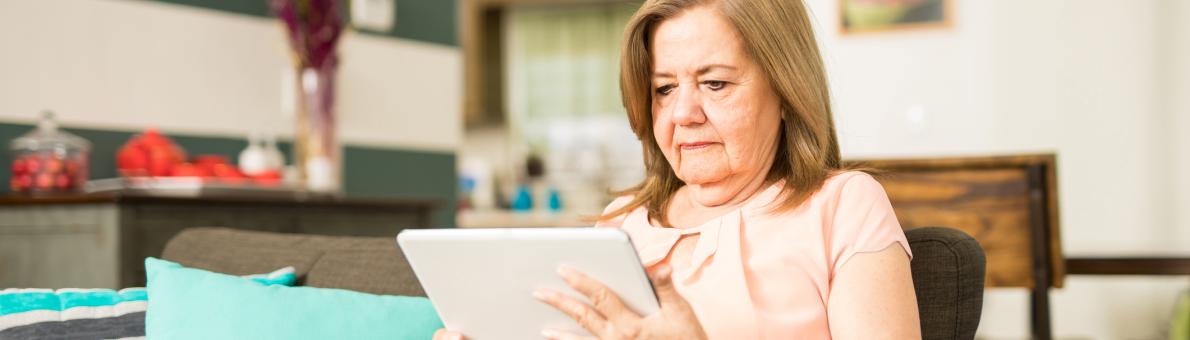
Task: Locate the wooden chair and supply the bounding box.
[853,154,1062,340]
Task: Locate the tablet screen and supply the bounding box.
[398,228,659,339]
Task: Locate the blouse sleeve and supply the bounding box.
[594,195,635,228]
[828,173,913,274]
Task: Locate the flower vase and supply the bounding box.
[293,65,340,193]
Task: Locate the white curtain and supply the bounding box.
[502,3,646,213]
[505,3,639,123]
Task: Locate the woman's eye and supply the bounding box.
[704,80,727,91]
[655,84,675,96]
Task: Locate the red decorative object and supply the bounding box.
[117,128,187,178]
[9,111,90,194]
[114,129,270,185]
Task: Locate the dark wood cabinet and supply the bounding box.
[0,193,439,288]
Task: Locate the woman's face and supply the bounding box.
[650,6,783,206]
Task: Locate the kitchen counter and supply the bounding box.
[0,192,441,288]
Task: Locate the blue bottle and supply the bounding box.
[512,184,533,212]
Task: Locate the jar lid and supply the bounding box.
[10,111,92,153]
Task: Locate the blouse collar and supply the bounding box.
[620,181,786,279]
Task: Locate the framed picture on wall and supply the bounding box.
[839,0,953,34]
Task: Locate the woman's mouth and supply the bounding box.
[679,142,715,151]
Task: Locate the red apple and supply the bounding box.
[11,158,26,175]
[65,160,79,175]
[250,170,283,186]
[14,174,32,191]
[210,164,248,184]
[145,143,184,177]
[170,163,209,178]
[193,155,228,166]
[148,157,169,177]
[140,129,168,145]
[117,140,149,175]
[118,128,188,178]
[55,174,72,190]
[45,158,63,174]
[142,130,187,160]
[35,173,54,190]
[25,157,41,173]
[192,155,229,177]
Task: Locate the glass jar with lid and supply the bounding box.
[9,111,91,194]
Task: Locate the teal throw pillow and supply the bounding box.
[144,258,442,340]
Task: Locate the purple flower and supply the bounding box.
[269,0,344,69]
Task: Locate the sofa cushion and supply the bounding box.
[305,250,425,296]
[145,258,442,340]
[162,228,323,277]
[161,227,425,296]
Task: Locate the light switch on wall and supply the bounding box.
[352,0,395,32]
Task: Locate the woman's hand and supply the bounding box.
[535,264,707,340]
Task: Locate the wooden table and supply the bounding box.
[0,193,440,288]
[1066,256,1190,276]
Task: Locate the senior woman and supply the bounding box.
[438,0,920,338]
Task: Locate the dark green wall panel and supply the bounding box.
[149,0,271,17]
[141,0,457,46]
[343,145,457,227]
[390,0,458,47]
[0,122,456,227]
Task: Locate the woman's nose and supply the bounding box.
[671,86,707,126]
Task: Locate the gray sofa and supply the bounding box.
[161,227,425,297]
[161,226,985,340]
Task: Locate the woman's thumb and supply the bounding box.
[650,264,682,303]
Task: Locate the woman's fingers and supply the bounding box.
[540,328,599,340]
[557,265,640,323]
[646,264,706,337]
[534,288,611,337]
[649,264,686,308]
[432,328,463,340]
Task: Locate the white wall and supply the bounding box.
[1164,0,1190,253]
[0,0,461,153]
[804,0,1188,338]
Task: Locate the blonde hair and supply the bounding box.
[602,0,843,226]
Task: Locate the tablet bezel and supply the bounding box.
[397,227,660,339]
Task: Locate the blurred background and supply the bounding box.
[0,0,1187,338]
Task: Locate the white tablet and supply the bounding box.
[397,228,660,339]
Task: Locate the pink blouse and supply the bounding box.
[596,171,912,339]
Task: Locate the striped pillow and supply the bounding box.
[0,266,296,339]
[0,287,148,339]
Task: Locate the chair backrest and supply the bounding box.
[859,154,1061,340]
[907,227,986,340]
[856,154,1063,289]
